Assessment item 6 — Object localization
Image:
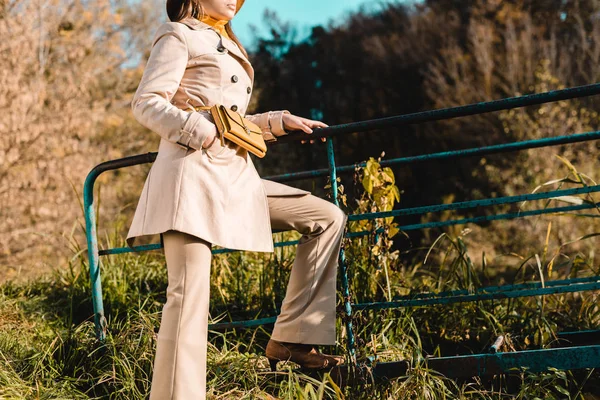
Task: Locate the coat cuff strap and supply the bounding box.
[177,110,217,150]
[268,110,291,137]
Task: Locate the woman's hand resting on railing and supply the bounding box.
[282,113,328,144]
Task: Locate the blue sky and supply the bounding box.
[231,0,403,49]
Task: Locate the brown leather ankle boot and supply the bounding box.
[265,339,345,371]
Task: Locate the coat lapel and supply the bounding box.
[179,17,255,83]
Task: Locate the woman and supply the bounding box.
[126,0,348,398]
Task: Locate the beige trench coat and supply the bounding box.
[126,17,310,252]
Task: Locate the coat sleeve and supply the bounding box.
[245,110,290,143]
[131,22,217,150]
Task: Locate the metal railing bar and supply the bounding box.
[98,197,599,256]
[98,238,304,257]
[183,277,600,332]
[374,131,600,166]
[348,185,600,221]
[87,152,157,179]
[264,131,600,183]
[263,169,331,183]
[208,316,277,330]
[371,345,600,378]
[211,238,303,254]
[391,276,600,302]
[353,280,600,309]
[83,132,599,193]
[271,83,600,143]
[83,130,599,190]
[99,243,163,256]
[397,202,599,231]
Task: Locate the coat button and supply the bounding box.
[217,45,226,52]
[231,75,238,83]
[230,105,238,111]
[247,87,251,94]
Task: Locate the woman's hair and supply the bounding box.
[166,0,249,60]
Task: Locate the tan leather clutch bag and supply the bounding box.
[195,105,267,158]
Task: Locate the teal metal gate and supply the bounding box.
[84,83,600,379]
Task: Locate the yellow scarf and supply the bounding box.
[200,14,230,40]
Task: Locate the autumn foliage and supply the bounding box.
[2,0,598,280]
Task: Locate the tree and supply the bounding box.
[0,0,161,279]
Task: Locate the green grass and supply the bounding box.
[2,158,599,399]
[0,222,599,399]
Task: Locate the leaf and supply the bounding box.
[373,190,385,207]
[560,232,600,248]
[340,194,347,207]
[385,190,396,208]
[381,167,395,183]
[372,245,380,256]
[549,195,584,205]
[554,385,570,396]
[389,223,400,238]
[392,186,401,203]
[366,158,379,176]
[371,175,382,188]
[547,254,557,279]
[530,177,573,194]
[555,154,582,183]
[535,254,545,288]
[362,174,373,194]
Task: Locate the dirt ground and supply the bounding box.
[1,250,67,284]
[2,262,55,284]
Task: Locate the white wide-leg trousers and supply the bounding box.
[149,193,347,399]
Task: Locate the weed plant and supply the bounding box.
[0,156,598,399]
